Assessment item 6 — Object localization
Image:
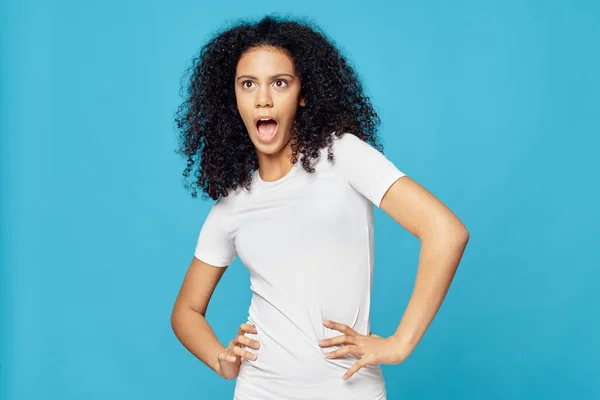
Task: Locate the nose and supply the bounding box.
[255,86,272,108]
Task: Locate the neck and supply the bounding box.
[256,139,296,182]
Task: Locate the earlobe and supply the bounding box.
[299,95,306,107]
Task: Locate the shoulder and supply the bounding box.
[327,131,382,167]
[214,179,255,209]
[207,191,237,224]
[308,132,374,172]
[331,131,365,146]
[330,131,376,157]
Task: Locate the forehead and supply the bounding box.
[236,46,296,75]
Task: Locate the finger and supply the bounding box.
[235,334,260,350]
[324,345,361,359]
[318,335,356,347]
[225,346,239,362]
[240,323,258,334]
[218,351,237,363]
[323,320,358,336]
[232,345,257,361]
[343,358,371,380]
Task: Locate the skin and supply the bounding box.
[170,46,470,381]
[319,177,469,380]
[234,45,306,182]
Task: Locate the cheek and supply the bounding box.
[281,96,301,119]
[235,96,253,123]
[235,92,244,110]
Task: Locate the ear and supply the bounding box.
[299,95,306,107]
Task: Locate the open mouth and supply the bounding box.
[256,118,279,142]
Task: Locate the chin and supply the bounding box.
[250,131,292,156]
[252,138,285,155]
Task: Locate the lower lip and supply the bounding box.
[256,122,279,143]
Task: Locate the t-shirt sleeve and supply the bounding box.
[333,133,406,207]
[194,200,236,267]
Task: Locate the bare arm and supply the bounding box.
[170,257,228,375]
[380,176,469,351]
[316,175,470,380]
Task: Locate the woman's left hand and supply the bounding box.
[319,320,413,380]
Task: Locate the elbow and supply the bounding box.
[171,302,186,335]
[451,225,470,249]
[448,216,469,244]
[458,226,470,244]
[170,306,180,334]
[171,302,205,334]
[421,220,470,245]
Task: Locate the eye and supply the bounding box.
[242,80,255,89]
[273,79,288,88]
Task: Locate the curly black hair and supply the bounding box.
[175,14,384,200]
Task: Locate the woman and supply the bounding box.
[171,15,469,400]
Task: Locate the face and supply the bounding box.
[235,46,306,159]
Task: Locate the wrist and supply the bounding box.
[214,346,226,377]
[390,332,417,356]
[214,358,223,378]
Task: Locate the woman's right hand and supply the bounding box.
[217,323,260,380]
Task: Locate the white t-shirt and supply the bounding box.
[194,132,406,400]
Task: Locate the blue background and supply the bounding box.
[1,1,598,399]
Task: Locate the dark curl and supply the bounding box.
[175,14,384,200]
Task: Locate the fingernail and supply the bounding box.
[251,354,257,361]
[342,374,348,380]
[323,320,331,326]
[324,352,332,358]
[318,340,325,346]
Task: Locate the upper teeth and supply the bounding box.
[260,118,271,121]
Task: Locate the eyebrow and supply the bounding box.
[236,73,295,82]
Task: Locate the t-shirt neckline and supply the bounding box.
[255,160,300,187]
